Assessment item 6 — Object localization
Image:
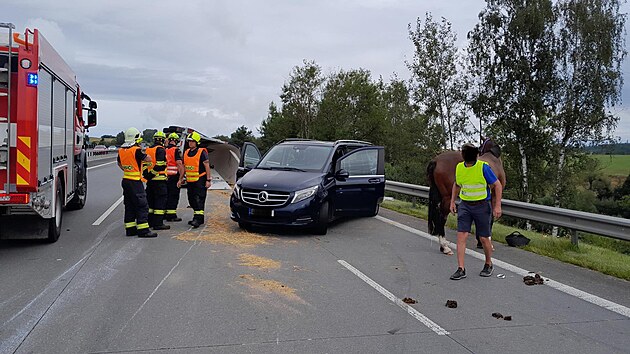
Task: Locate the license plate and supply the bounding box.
[248,208,274,217]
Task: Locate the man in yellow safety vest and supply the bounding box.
[449,143,502,280]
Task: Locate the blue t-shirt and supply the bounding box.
[482,163,498,200]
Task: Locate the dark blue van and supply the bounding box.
[229,139,385,234]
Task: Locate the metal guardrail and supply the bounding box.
[86,148,118,160]
[385,180,630,243]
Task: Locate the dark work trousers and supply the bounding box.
[186,175,207,223]
[146,179,168,227]
[165,174,181,219]
[122,179,150,236]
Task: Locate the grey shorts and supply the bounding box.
[457,200,492,237]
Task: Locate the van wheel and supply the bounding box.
[46,180,63,243]
[313,201,329,235]
[370,203,380,217]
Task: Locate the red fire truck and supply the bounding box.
[0,23,98,242]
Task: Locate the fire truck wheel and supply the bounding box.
[46,180,63,243]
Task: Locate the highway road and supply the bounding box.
[0,158,629,354]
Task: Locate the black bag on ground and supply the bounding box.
[506,231,530,247]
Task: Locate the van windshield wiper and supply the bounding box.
[270,166,307,172]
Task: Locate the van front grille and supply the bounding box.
[241,189,290,207]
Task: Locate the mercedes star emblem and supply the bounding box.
[258,191,268,203]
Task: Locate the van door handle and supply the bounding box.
[368,178,381,184]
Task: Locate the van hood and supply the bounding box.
[238,169,325,192]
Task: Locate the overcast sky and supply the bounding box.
[5,0,630,142]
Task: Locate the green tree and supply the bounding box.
[551,0,626,231]
[229,125,256,148]
[116,131,125,146]
[315,68,385,144]
[407,13,469,150]
[280,60,325,139]
[258,102,296,152]
[467,0,557,208]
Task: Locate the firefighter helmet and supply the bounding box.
[187,131,201,143]
[153,131,166,140]
[168,132,180,140]
[124,127,142,145]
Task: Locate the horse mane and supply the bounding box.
[480,138,501,158]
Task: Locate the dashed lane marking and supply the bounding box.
[338,260,450,336]
[87,160,117,170]
[375,215,630,319]
[92,196,124,226]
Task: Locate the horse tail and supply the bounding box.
[426,160,441,236]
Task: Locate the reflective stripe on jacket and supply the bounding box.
[166,146,179,176]
[146,146,167,181]
[184,148,206,182]
[119,146,141,181]
[456,161,488,201]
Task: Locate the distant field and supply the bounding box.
[592,154,630,177]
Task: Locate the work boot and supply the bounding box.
[190,219,201,228]
[450,267,466,280]
[166,216,182,222]
[125,227,138,237]
[138,231,158,238]
[153,224,170,230]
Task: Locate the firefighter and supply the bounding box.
[117,127,157,238]
[145,131,170,230]
[165,132,185,222]
[178,131,211,228]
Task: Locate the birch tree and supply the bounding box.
[407,13,468,150]
[551,0,626,235]
[280,60,325,139]
[467,0,557,209]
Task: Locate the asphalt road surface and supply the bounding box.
[1,159,629,354]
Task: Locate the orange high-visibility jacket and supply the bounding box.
[184,148,206,182]
[119,146,141,181]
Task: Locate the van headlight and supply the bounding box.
[292,185,318,204]
[232,184,241,200]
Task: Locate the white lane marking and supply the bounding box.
[375,215,630,319]
[92,196,124,226]
[338,260,450,336]
[87,160,116,170]
[118,224,203,335]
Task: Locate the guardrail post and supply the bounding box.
[571,229,579,246]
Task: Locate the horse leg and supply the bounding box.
[438,197,453,255]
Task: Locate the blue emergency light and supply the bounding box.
[27,73,38,86]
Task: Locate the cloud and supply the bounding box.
[4,0,630,141]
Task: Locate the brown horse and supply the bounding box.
[426,139,506,255]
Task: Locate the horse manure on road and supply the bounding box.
[523,273,545,286]
[492,312,513,320]
[445,300,458,308]
[402,297,417,304]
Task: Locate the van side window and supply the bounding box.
[340,149,378,176]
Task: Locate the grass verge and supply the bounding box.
[382,199,630,281]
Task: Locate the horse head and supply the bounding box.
[480,137,501,158]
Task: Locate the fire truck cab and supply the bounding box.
[0,23,97,242]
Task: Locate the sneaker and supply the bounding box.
[480,263,493,277]
[450,267,466,280]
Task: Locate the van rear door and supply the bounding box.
[333,146,385,216]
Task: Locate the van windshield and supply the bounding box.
[257,145,332,172]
